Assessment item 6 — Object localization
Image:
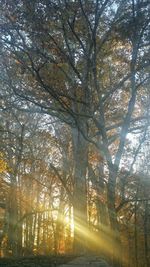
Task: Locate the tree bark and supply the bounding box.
[72,125,88,254]
[107,168,122,267]
[7,181,18,256]
[144,200,149,267]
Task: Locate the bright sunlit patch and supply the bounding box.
[72,210,128,266]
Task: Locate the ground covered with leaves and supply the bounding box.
[0,255,75,267]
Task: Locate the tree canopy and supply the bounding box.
[0,1,150,266]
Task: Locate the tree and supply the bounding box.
[0,0,150,265]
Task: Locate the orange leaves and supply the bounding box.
[89,150,103,165]
[0,152,7,174]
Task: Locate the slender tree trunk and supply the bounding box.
[55,187,65,253]
[144,200,149,267]
[37,213,41,254]
[7,182,18,256]
[134,200,138,267]
[16,220,23,256]
[28,215,33,254]
[16,188,23,256]
[65,202,72,253]
[32,213,37,253]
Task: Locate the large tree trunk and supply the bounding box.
[72,125,88,254]
[107,168,122,267]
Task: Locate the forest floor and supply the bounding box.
[0,255,111,267]
[59,255,111,266]
[0,255,76,267]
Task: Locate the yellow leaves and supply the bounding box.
[0,152,7,174]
